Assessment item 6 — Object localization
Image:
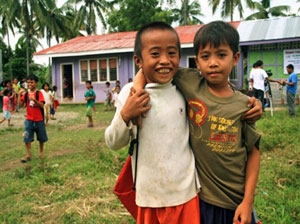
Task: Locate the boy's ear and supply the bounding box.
[233,52,240,66]
[134,55,143,69]
[194,56,201,70]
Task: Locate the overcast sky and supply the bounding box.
[7,0,298,64]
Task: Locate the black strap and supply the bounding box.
[128,127,139,191]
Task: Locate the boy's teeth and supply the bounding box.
[158,69,170,74]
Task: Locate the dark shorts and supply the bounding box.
[200,200,257,224]
[23,119,48,143]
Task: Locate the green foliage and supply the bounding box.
[245,0,290,20]
[107,0,176,32]
[172,0,203,26]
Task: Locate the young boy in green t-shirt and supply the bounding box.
[84,80,96,127]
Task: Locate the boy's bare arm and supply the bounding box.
[18,89,26,108]
[233,146,260,224]
[242,98,262,123]
[133,69,147,91]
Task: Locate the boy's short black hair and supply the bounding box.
[194,21,239,56]
[286,64,294,70]
[86,80,92,84]
[28,74,39,82]
[105,81,110,85]
[134,21,181,58]
[53,85,57,91]
[42,82,50,89]
[256,60,263,67]
[3,89,10,96]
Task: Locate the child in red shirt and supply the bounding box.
[18,75,48,163]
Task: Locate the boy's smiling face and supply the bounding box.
[195,43,240,87]
[135,29,180,84]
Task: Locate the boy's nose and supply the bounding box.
[208,57,218,67]
[159,53,170,64]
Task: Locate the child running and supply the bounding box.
[105,22,201,224]
[0,89,12,126]
[135,21,262,224]
[84,80,96,127]
[18,75,48,162]
[41,83,52,126]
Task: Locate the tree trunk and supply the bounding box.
[183,0,187,25]
[26,33,30,77]
[6,30,13,80]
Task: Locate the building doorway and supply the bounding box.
[62,64,73,100]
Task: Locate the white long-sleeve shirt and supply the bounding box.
[105,81,200,207]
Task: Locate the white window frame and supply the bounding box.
[79,57,119,83]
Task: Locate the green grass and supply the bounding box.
[0,104,300,223]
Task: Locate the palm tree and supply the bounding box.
[67,0,109,35]
[209,0,255,21]
[245,0,290,20]
[173,0,203,26]
[0,0,20,79]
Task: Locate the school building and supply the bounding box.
[34,16,300,103]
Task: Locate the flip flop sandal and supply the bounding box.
[20,157,31,163]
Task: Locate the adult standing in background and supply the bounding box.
[249,60,279,112]
[280,64,298,116]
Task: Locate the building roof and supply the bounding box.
[238,16,300,45]
[35,22,241,57]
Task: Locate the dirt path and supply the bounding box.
[0,109,79,130]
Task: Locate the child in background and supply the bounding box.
[50,86,58,120]
[18,75,48,163]
[106,22,200,224]
[0,89,12,126]
[41,83,52,126]
[84,80,96,127]
[104,81,112,111]
[12,78,20,112]
[111,85,121,110]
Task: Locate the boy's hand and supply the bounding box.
[233,201,252,224]
[121,89,151,125]
[242,97,262,123]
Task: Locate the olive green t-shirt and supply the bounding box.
[173,68,261,210]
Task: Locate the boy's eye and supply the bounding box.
[219,53,227,58]
[169,51,177,56]
[200,55,209,60]
[151,51,160,57]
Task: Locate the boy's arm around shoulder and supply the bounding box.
[105,83,133,150]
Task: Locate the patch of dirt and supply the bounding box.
[65,122,108,131]
[0,109,79,130]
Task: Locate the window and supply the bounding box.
[99,59,107,81]
[80,58,118,83]
[109,58,117,81]
[80,61,88,82]
[90,60,98,82]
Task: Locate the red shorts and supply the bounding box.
[54,100,59,110]
[137,195,200,224]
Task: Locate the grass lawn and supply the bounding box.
[0,104,299,223]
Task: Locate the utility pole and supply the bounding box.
[183,0,187,25]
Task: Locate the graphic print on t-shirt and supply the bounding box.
[188,99,239,153]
